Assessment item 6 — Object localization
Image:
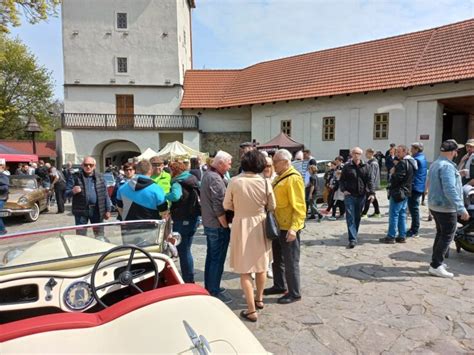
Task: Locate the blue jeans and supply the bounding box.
[407,191,423,234]
[0,200,6,233]
[174,217,199,283]
[204,226,230,296]
[388,197,408,238]
[344,195,366,242]
[74,206,103,236]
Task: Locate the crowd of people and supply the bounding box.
[0,137,472,320]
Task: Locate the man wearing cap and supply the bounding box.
[149,156,171,194]
[458,138,474,185]
[407,142,428,238]
[0,159,9,235]
[428,139,469,278]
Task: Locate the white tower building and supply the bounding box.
[58,0,197,168]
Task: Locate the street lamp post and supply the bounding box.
[25,117,42,155]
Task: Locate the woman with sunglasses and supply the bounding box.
[111,162,136,220]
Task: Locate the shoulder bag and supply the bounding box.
[264,178,280,240]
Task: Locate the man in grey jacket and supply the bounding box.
[201,150,233,303]
[361,148,381,218]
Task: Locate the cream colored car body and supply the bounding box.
[0,221,269,354]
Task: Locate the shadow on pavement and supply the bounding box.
[328,262,430,282]
[302,232,388,248]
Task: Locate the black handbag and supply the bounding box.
[264,179,280,240]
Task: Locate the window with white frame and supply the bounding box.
[281,120,292,136]
[116,57,128,74]
[374,113,389,140]
[117,13,128,29]
[322,116,335,141]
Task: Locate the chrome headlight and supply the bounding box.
[18,196,29,205]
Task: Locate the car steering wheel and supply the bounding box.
[90,245,159,308]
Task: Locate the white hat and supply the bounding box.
[0,158,5,166]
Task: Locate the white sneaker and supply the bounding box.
[327,216,337,221]
[428,265,454,278]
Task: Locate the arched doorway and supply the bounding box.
[92,140,141,171]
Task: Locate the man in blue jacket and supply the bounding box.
[116,160,166,221]
[407,142,428,237]
[428,140,469,278]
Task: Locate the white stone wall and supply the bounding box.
[251,80,474,162]
[58,129,200,170]
[176,0,193,82]
[62,0,190,86]
[64,86,182,115]
[183,107,252,132]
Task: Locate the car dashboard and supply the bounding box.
[0,254,167,324]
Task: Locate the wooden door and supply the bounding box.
[116,95,134,128]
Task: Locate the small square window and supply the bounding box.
[373,113,389,140]
[281,120,291,136]
[117,57,128,73]
[322,117,335,141]
[117,13,128,29]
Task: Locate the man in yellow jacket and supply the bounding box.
[264,149,306,304]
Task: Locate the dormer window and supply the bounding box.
[117,13,128,30]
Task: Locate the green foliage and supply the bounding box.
[0,34,55,140]
[0,0,61,33]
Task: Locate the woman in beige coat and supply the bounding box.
[224,150,275,322]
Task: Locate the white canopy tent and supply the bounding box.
[135,148,159,161]
[156,141,207,160]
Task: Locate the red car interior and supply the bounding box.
[0,284,209,343]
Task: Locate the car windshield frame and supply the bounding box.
[0,220,167,273]
[9,176,38,189]
[316,160,331,174]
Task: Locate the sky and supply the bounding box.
[8,0,474,100]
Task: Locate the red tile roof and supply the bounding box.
[0,140,56,158]
[181,19,474,109]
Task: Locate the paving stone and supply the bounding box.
[287,329,333,355]
[387,303,409,315]
[383,335,424,354]
[299,313,324,325]
[354,324,401,353]
[453,321,474,339]
[407,304,425,315]
[412,336,469,354]
[404,322,441,342]
[311,325,357,354]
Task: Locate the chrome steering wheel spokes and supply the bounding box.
[90,245,159,308]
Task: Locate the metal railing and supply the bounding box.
[61,113,199,130]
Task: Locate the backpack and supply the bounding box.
[180,182,201,217]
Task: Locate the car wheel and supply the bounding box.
[25,203,40,222]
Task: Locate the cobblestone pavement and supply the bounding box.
[5,192,474,354]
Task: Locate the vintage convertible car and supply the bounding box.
[0,220,267,354]
[0,175,49,222]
